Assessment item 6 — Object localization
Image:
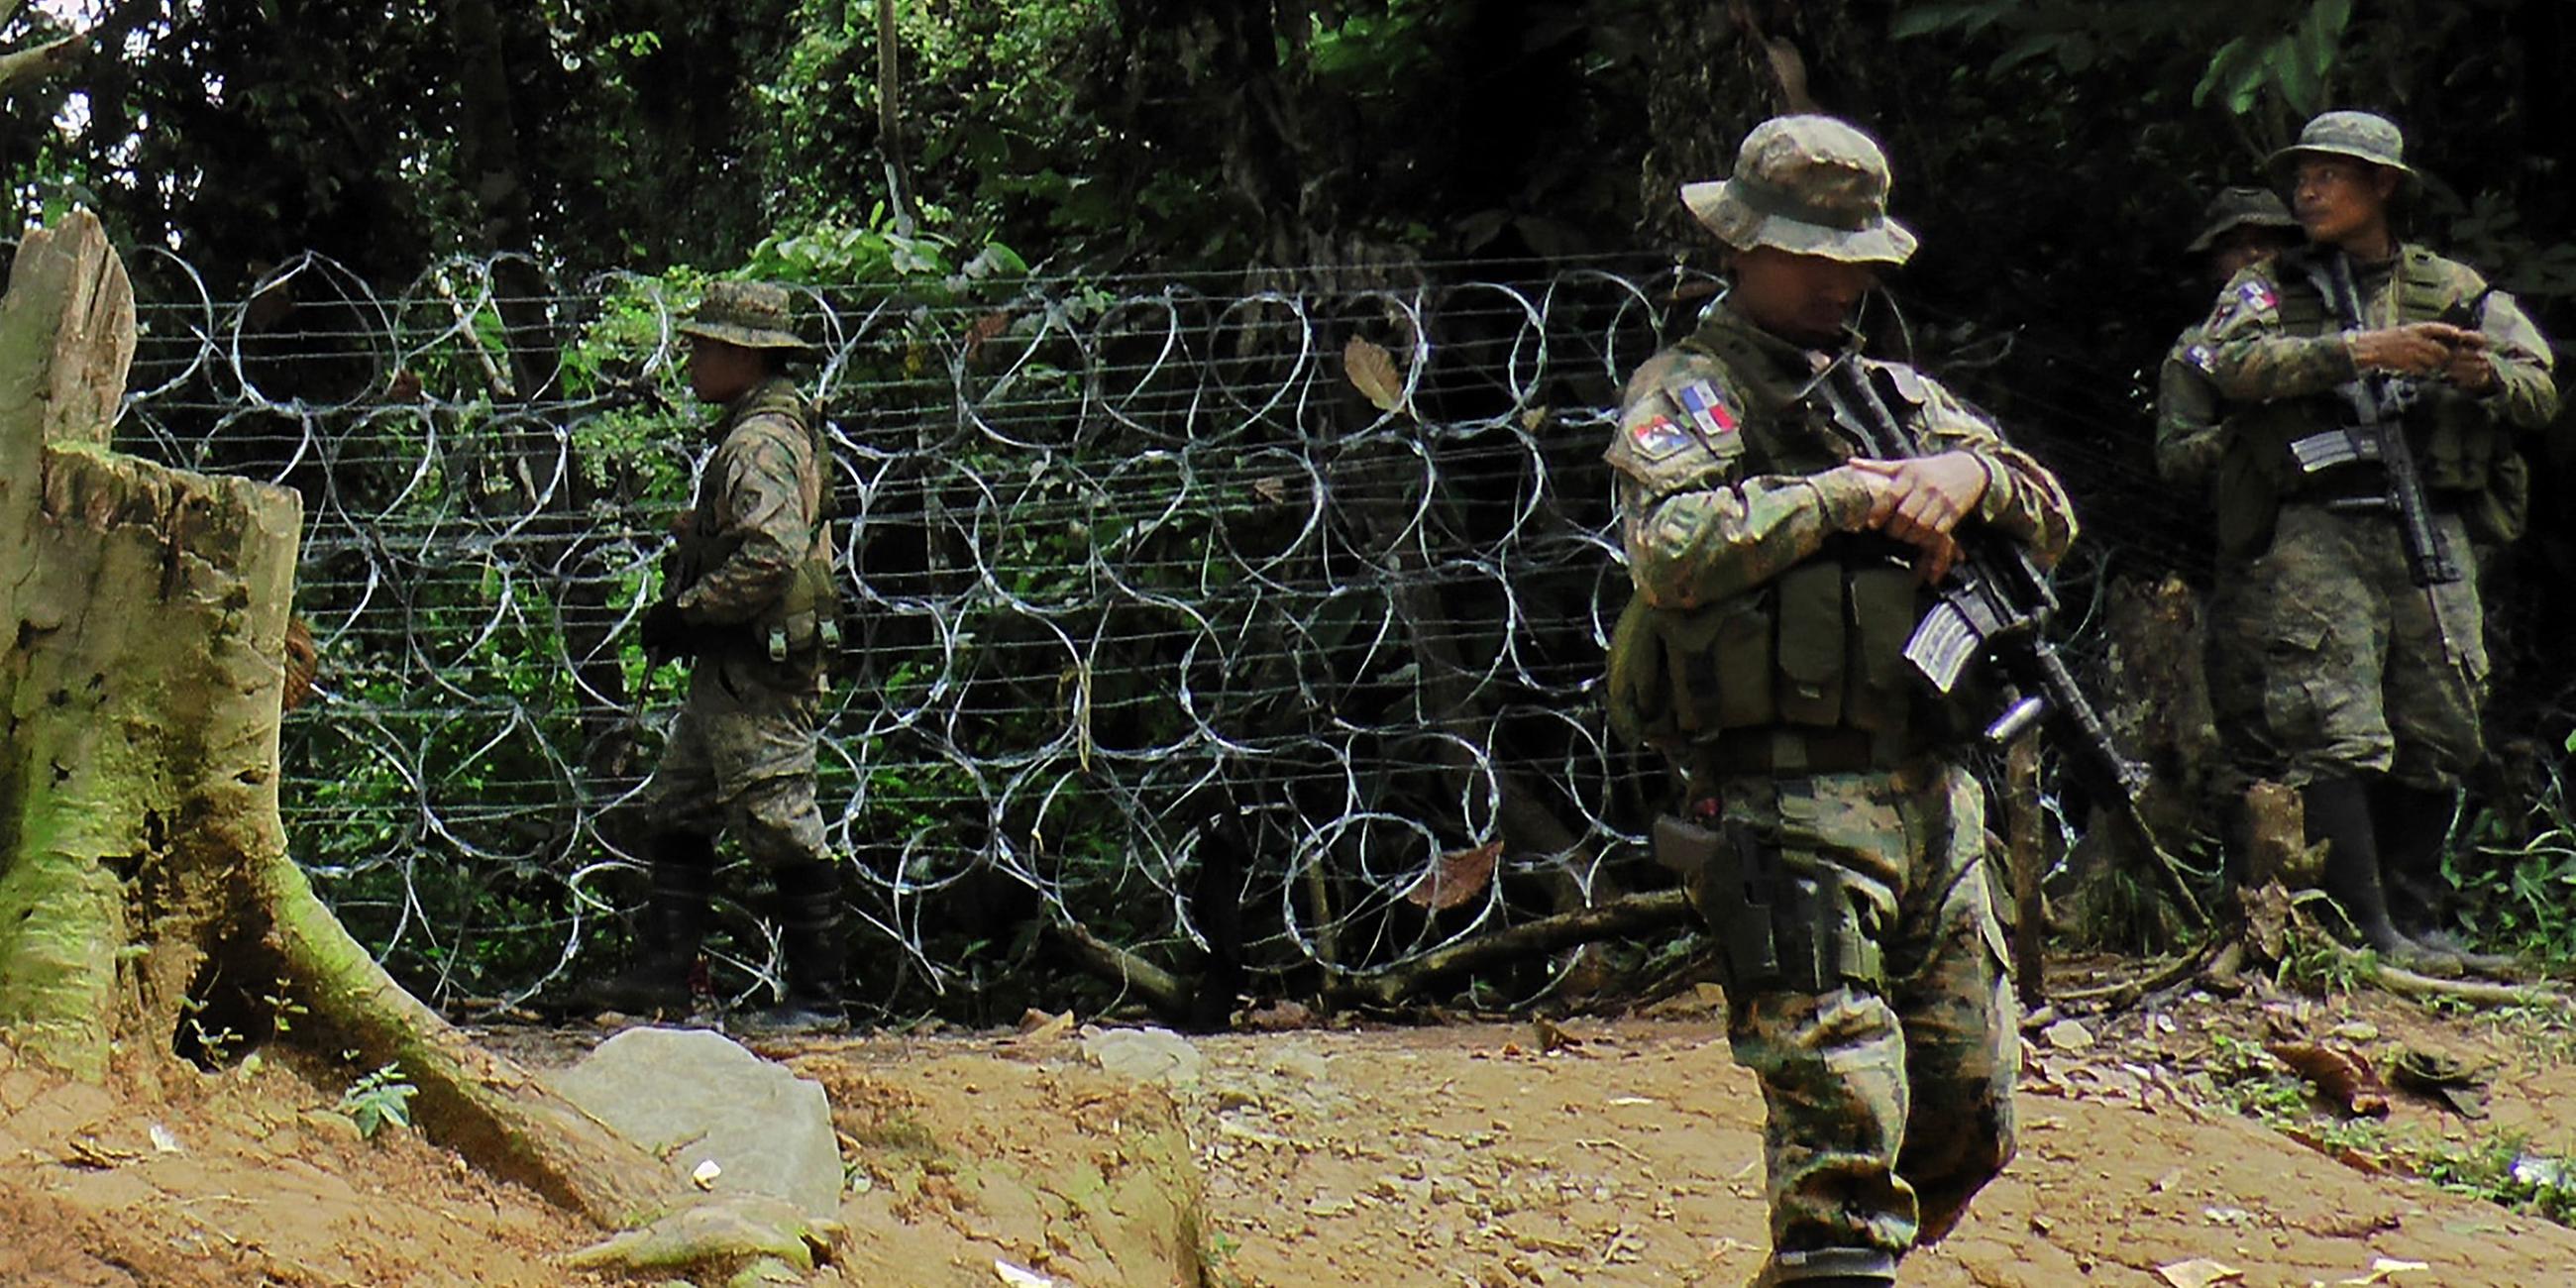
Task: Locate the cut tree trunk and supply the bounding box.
[0,211,663,1228]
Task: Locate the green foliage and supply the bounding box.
[336,1062,419,1139]
[1890,0,2350,122]
[2417,1133,2576,1229]
[2457,755,2576,965]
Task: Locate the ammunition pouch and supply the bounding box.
[1659,813,1882,997]
[1605,540,1926,753]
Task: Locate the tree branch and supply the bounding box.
[1048,918,1194,1020]
[0,34,79,97]
[1331,891,1695,1009]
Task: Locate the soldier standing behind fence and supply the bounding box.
[2200,111,2557,972]
[579,279,850,1034]
[1601,115,2076,1287]
[2154,186,2303,848]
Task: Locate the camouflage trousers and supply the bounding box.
[633,649,830,868]
[1686,755,2018,1264]
[2203,503,2488,791]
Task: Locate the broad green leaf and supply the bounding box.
[2267,36,2317,117]
[2314,0,2355,42]
[2194,37,2251,108]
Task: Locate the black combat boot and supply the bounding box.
[577,832,716,1017]
[2305,779,2453,975]
[2370,780,2456,934]
[733,858,850,1036]
[2370,780,2516,976]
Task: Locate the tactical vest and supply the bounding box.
[2213,245,2523,558]
[666,378,841,662]
[1603,324,1955,767]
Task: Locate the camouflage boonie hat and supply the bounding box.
[2267,110,2419,190]
[1680,115,1917,266]
[680,280,815,356]
[2184,186,2301,256]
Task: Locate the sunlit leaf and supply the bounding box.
[2194,37,2250,108]
[1342,335,1410,416]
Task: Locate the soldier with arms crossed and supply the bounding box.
[2200,111,2557,970]
[1603,116,2076,1287]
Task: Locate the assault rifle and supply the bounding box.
[2283,251,2465,590]
[1814,358,2208,925]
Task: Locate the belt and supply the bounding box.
[1701,727,1895,776]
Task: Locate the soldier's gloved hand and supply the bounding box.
[639,602,692,656]
[2348,323,2478,376]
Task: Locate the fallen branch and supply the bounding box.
[1329,891,1695,1009]
[1047,918,1195,1020]
[2052,944,2212,1007]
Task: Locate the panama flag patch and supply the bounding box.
[2236,278,2280,314]
[1632,414,1692,456]
[1675,380,1739,439]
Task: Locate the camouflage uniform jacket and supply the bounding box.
[2201,244,2557,450]
[2154,320,2225,489]
[1610,307,2075,610]
[1603,305,2077,757]
[669,376,834,647]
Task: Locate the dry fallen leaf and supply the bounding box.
[1342,335,1409,415]
[2268,1040,2392,1119]
[1015,1009,1074,1043]
[1405,838,1502,911]
[962,311,1013,364]
[2156,1258,2245,1288]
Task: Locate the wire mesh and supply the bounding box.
[113,249,2571,1019]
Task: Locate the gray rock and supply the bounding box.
[1080,1025,1203,1087]
[550,1026,842,1220]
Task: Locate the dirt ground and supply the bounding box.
[5,966,2575,1287]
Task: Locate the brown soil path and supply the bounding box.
[4,985,2573,1287]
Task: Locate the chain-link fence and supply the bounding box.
[112,249,2575,1020]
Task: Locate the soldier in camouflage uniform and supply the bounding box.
[1602,116,2076,1287]
[2200,111,2557,967]
[587,280,850,1033]
[2156,187,2303,491]
[2155,188,2303,842]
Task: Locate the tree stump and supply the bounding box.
[0,211,662,1227]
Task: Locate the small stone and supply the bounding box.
[2042,1019,2095,1051]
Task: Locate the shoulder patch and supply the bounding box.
[2235,277,2280,315]
[1673,380,1740,440]
[1629,412,1694,458]
[2185,342,2215,374]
